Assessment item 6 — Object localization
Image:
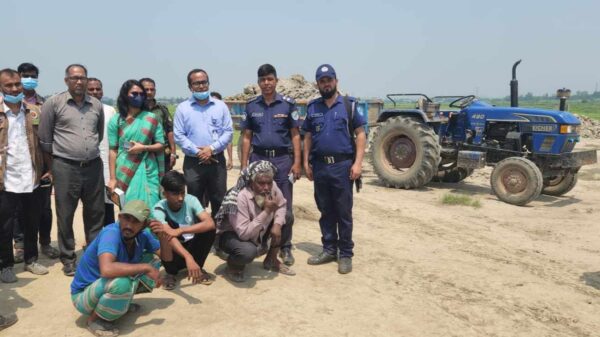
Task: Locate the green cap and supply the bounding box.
[119,200,150,223]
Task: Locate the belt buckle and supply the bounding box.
[325,156,335,164]
[79,161,89,167]
[268,150,276,158]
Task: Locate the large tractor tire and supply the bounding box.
[490,157,543,206]
[542,173,578,196]
[370,116,441,189]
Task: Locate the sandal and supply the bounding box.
[163,274,177,290]
[199,269,215,285]
[87,319,119,337]
[263,261,296,276]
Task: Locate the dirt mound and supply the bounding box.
[226,74,321,101]
[575,114,600,138]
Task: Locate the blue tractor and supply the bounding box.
[370,60,598,205]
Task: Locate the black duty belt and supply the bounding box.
[252,146,290,158]
[54,156,99,168]
[313,153,353,164]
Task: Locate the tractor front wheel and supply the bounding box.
[490,157,543,206]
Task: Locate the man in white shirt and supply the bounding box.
[87,78,116,226]
[0,68,51,282]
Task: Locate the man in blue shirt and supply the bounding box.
[240,64,302,266]
[302,64,367,274]
[70,200,169,337]
[173,69,233,221]
[152,171,216,290]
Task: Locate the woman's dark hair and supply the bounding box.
[161,170,186,193]
[117,79,147,119]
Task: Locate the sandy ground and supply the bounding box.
[2,139,600,337]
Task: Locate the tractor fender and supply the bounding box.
[376,109,428,123]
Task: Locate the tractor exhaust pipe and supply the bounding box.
[510,59,522,107]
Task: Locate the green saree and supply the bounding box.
[108,111,165,208]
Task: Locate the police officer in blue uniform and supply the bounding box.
[240,64,302,266]
[302,64,367,274]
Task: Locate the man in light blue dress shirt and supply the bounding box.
[173,68,233,220]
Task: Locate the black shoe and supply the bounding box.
[62,262,76,276]
[338,257,352,274]
[280,249,295,266]
[307,252,336,265]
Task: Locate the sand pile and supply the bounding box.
[575,114,600,138]
[226,74,321,101]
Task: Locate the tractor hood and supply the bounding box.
[466,100,581,125]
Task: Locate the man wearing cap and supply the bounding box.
[70,200,168,337]
[239,64,301,266]
[302,64,367,274]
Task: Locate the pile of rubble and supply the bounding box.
[574,114,600,138]
[226,74,321,101]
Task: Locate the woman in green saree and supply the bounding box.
[107,80,165,208]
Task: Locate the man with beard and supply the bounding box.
[152,170,216,290]
[239,64,301,266]
[302,64,367,274]
[215,160,294,282]
[70,200,168,337]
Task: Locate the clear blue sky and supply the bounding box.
[2,0,599,99]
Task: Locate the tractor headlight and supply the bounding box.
[559,124,580,134]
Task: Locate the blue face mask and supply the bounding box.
[192,91,210,100]
[21,77,38,90]
[3,92,24,104]
[128,95,145,108]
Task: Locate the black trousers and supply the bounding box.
[104,203,115,227]
[183,153,227,218]
[13,185,53,248]
[53,157,105,264]
[162,230,216,275]
[0,188,43,268]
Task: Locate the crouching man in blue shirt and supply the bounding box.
[70,200,169,337]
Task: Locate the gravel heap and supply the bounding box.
[575,114,600,138]
[226,74,321,101]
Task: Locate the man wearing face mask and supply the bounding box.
[10,63,60,263]
[39,64,105,276]
[0,68,52,282]
[302,64,367,274]
[173,69,233,222]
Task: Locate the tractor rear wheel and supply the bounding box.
[370,116,441,189]
[542,173,578,196]
[490,157,543,206]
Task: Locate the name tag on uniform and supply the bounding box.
[312,113,324,118]
[251,112,264,118]
[273,114,287,118]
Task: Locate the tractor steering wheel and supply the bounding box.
[449,95,476,108]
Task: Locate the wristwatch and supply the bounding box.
[171,153,179,159]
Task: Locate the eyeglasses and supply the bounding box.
[191,80,209,88]
[130,92,144,97]
[67,76,88,82]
